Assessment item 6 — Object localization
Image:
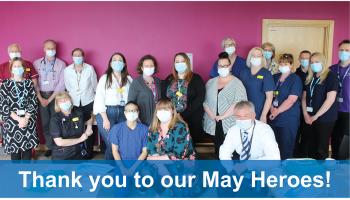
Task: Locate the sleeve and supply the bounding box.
[161,76,171,99]
[49,114,62,138]
[25,61,39,80]
[54,61,67,93]
[147,131,158,155]
[141,125,148,148]
[263,71,275,92]
[169,123,196,160]
[108,125,119,146]
[91,66,98,93]
[63,68,72,93]
[93,75,107,115]
[325,72,338,93]
[181,74,206,119]
[26,80,38,120]
[127,79,138,102]
[209,60,218,78]
[219,127,237,160]
[203,80,211,107]
[259,125,281,160]
[234,80,248,102]
[290,75,303,98]
[0,82,10,121]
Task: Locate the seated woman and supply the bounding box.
[49,92,93,160]
[147,99,195,160]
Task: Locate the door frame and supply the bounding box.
[262,19,334,67]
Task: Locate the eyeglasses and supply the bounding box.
[125,109,138,113]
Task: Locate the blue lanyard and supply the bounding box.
[309,77,320,106]
[12,80,26,108]
[337,64,350,95]
[239,121,256,159]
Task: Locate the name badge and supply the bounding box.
[72,117,79,122]
[273,91,279,96]
[176,91,183,97]
[17,110,25,116]
[42,80,49,85]
[273,99,279,107]
[338,97,344,103]
[25,68,31,72]
[307,107,313,113]
[117,88,124,94]
[257,75,264,79]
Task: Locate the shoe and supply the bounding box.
[44,150,52,157]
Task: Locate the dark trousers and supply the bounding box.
[271,125,298,160]
[39,91,55,150]
[214,121,225,159]
[11,149,32,160]
[331,112,349,159]
[300,121,335,160]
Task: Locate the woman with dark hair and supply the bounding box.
[93,52,132,160]
[128,55,162,126]
[162,52,205,144]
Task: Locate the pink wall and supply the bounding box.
[0,2,349,80]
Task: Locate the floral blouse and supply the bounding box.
[166,79,189,113]
[147,121,196,160]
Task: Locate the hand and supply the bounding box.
[84,128,93,137]
[209,113,216,121]
[309,115,319,125]
[39,98,48,107]
[103,118,111,131]
[80,133,88,142]
[303,112,312,125]
[260,115,267,123]
[18,117,28,129]
[215,115,224,122]
[269,107,280,120]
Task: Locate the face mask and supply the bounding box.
[263,51,273,60]
[9,52,21,59]
[111,60,124,72]
[218,67,230,77]
[46,50,56,57]
[175,62,187,74]
[250,57,262,67]
[225,46,236,55]
[143,67,155,76]
[73,56,83,65]
[156,110,172,123]
[311,63,323,73]
[279,65,291,74]
[300,59,309,68]
[339,51,350,62]
[12,67,24,77]
[236,119,253,131]
[59,101,72,112]
[125,112,138,122]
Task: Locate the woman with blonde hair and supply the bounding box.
[239,47,274,122]
[50,92,93,160]
[300,52,338,159]
[262,42,279,75]
[147,99,195,160]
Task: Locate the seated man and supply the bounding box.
[220,101,280,160]
[109,101,148,160]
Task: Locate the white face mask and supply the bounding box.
[125,112,138,122]
[225,46,236,55]
[279,65,291,74]
[236,119,253,131]
[250,57,262,67]
[156,110,172,123]
[143,67,155,76]
[218,67,230,77]
[9,52,21,59]
[46,49,56,57]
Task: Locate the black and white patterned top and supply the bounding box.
[0,79,39,154]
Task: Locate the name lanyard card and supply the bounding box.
[273,80,283,107]
[307,77,320,113]
[13,81,26,116]
[337,65,350,103]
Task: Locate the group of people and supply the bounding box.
[0,37,348,161]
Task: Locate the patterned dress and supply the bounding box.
[147,121,196,160]
[0,79,39,154]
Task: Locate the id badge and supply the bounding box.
[273,99,279,107]
[338,97,344,103]
[306,107,313,113]
[17,110,25,116]
[42,80,49,85]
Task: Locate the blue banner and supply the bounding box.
[0,160,348,198]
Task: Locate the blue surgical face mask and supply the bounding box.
[263,51,273,60]
[300,59,309,68]
[311,63,323,73]
[175,62,187,74]
[12,67,24,77]
[59,101,72,112]
[339,51,350,62]
[73,56,83,65]
[46,50,56,57]
[236,119,253,131]
[111,60,124,72]
[279,65,291,74]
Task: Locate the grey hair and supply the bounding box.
[234,101,255,114]
[7,43,21,53]
[221,37,236,49]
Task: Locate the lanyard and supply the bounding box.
[337,64,350,96]
[41,57,56,81]
[113,73,125,104]
[144,78,158,103]
[74,65,83,91]
[309,76,321,106]
[239,121,256,159]
[12,80,26,108]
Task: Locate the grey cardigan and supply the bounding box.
[128,76,162,126]
[203,76,247,136]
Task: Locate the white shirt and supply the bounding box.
[219,120,280,160]
[64,63,98,107]
[93,74,132,115]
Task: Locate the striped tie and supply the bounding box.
[240,131,250,160]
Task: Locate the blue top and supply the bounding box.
[239,67,275,119]
[108,121,148,160]
[209,56,247,78]
[330,63,350,113]
[270,73,303,127]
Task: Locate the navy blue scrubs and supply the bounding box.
[239,67,275,119]
[209,56,247,78]
[270,73,303,159]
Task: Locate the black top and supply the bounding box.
[295,66,308,86]
[304,71,338,122]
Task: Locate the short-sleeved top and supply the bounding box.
[0,60,39,83]
[295,66,308,85]
[270,73,303,127]
[304,71,338,122]
[330,63,350,113]
[147,121,195,160]
[49,108,86,149]
[108,122,148,160]
[209,56,247,79]
[239,67,275,119]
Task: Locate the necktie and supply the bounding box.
[240,131,250,160]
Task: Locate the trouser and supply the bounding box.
[271,125,298,160]
[96,106,125,160]
[214,121,225,159]
[39,91,55,150]
[331,112,349,159]
[11,149,32,160]
[300,121,335,160]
